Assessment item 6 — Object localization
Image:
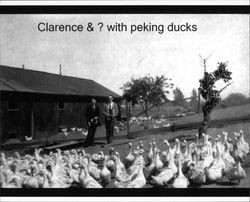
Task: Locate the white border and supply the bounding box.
[1,197,250,202]
[0,0,249,6]
[0,1,249,201]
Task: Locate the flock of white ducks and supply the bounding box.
[0,130,249,188]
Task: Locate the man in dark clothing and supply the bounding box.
[84,98,100,147]
[103,95,118,144]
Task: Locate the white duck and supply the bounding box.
[186,148,206,186]
[173,138,182,165]
[231,136,245,162]
[124,142,135,169]
[217,134,225,155]
[199,134,214,170]
[77,127,83,132]
[155,149,163,170]
[91,151,104,164]
[81,129,88,136]
[227,138,234,153]
[128,146,145,176]
[23,165,40,188]
[222,140,235,168]
[181,140,189,160]
[224,158,246,184]
[222,131,228,146]
[25,136,33,141]
[161,139,171,166]
[127,157,146,188]
[151,166,175,187]
[204,138,225,182]
[147,142,154,165]
[238,130,249,155]
[41,164,50,188]
[114,150,146,188]
[66,161,80,184]
[112,153,131,182]
[151,146,177,187]
[79,163,102,188]
[172,156,189,188]
[1,173,19,188]
[106,147,116,173]
[100,156,112,187]
[86,154,101,181]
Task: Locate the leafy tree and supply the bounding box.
[121,75,174,126]
[173,87,185,106]
[221,93,249,107]
[190,88,198,111]
[198,62,232,137]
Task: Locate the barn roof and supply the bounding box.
[0,65,121,98]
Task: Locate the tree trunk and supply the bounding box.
[144,104,149,129]
[198,106,211,138]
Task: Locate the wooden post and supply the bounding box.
[126,101,130,138]
[30,103,34,139]
[45,130,48,146]
[197,90,201,113]
[0,100,2,144]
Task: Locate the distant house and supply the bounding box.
[0,65,121,143]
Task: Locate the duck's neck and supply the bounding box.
[138,162,144,178]
[168,150,175,166]
[184,143,188,155]
[109,150,114,158]
[83,163,90,178]
[177,161,183,177]
[239,134,244,144]
[42,171,48,187]
[187,144,193,161]
[149,143,153,152]
[128,145,132,155]
[1,154,8,168]
[224,134,228,143]
[216,142,222,160]
[103,158,108,170]
[116,154,122,165]
[155,152,162,167]
[224,141,230,154]
[1,174,7,186]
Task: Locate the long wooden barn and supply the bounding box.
[0,65,121,143]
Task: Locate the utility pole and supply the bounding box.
[59,64,62,75]
[126,101,130,139]
[198,53,212,113]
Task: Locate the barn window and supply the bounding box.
[8,100,19,111]
[58,101,65,110]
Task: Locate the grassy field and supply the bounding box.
[129,103,250,131]
[2,103,249,150]
[3,103,249,148]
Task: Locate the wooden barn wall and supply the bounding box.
[1,100,31,142]
[34,102,58,132]
[1,91,118,142]
[1,100,106,142]
[61,102,105,127]
[33,102,105,133]
[62,102,86,127]
[0,100,7,142]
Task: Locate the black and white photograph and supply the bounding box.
[0,7,249,197]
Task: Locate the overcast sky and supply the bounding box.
[0,14,249,99]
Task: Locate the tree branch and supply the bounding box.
[138,99,147,116]
[218,82,233,94]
